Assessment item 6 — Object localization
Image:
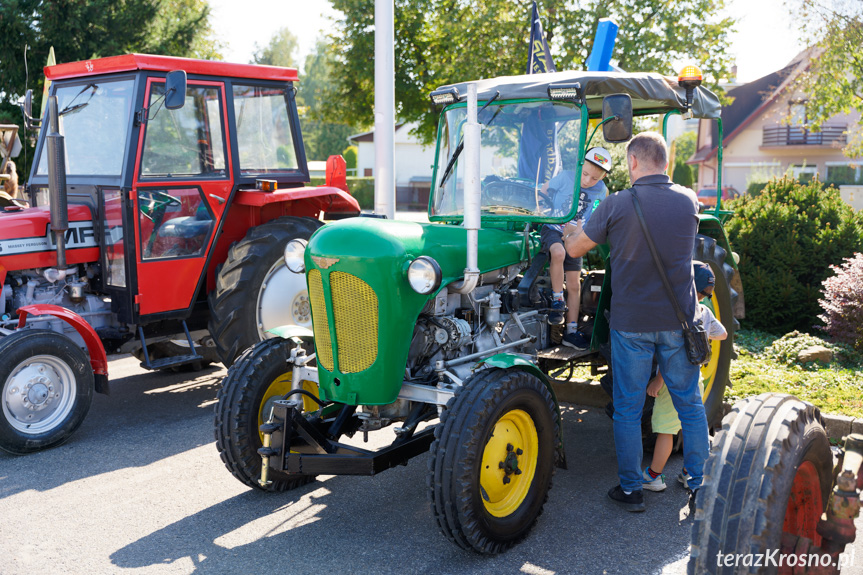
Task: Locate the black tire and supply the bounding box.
[208,216,323,367]
[428,368,558,554]
[689,393,832,575]
[215,337,315,491]
[0,330,94,454]
[694,234,738,427]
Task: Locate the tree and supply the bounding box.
[0,0,222,175]
[326,0,736,144]
[671,131,697,188]
[788,0,863,158]
[252,27,299,68]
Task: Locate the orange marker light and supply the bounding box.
[678,65,703,89]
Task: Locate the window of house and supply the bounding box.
[826,164,863,186]
[791,164,818,183]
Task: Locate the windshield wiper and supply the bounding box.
[59,84,97,116]
[437,91,501,189]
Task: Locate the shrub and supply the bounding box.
[342,145,358,172]
[819,253,863,351]
[725,176,863,334]
[746,181,768,197]
[309,176,374,209]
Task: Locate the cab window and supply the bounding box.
[232,84,299,176]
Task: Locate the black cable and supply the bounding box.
[280,388,325,407]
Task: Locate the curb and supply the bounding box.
[552,378,861,441]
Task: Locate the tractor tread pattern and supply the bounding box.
[688,393,832,575]
[427,368,559,554]
[214,337,314,492]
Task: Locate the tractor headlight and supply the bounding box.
[407,256,442,295]
[283,239,308,274]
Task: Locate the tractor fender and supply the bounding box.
[16,304,109,394]
[474,353,567,469]
[233,186,361,214]
[265,324,314,340]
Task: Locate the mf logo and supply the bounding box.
[85,61,94,72]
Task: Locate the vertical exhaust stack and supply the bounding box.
[449,83,481,295]
[46,96,69,276]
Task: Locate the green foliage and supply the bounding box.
[787,1,863,159]
[310,176,374,209]
[343,146,358,171]
[326,0,735,144]
[819,253,863,351]
[0,0,221,177]
[252,27,298,67]
[671,131,696,188]
[746,181,768,197]
[725,176,863,334]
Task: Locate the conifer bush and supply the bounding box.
[725,176,863,333]
[819,253,863,350]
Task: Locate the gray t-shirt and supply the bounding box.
[583,174,699,332]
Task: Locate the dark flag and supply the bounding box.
[519,2,559,184]
[526,1,556,74]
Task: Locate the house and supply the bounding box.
[348,122,437,209]
[689,49,863,209]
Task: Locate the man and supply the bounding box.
[563,132,708,513]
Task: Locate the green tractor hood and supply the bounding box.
[305,218,538,405]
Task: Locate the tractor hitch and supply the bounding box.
[259,399,435,477]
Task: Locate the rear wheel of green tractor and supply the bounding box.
[208,216,323,367]
[429,368,558,554]
[694,234,737,428]
[214,337,316,491]
[689,393,832,574]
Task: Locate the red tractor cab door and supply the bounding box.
[131,78,232,318]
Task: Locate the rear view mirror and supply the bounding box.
[602,94,633,143]
[24,90,33,120]
[165,70,187,110]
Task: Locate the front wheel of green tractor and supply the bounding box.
[214,337,316,492]
[208,216,323,367]
[428,368,558,554]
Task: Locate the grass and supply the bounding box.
[728,329,863,418]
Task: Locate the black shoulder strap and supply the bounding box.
[629,189,691,329]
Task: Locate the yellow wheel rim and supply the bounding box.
[257,373,320,443]
[479,409,539,518]
[700,291,722,403]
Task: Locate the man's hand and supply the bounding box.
[563,225,597,259]
[647,373,664,398]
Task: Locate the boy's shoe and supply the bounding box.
[562,330,590,350]
[677,471,691,489]
[548,300,566,325]
[642,467,667,492]
[607,485,645,512]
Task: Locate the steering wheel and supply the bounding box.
[138,190,182,221]
[481,176,538,213]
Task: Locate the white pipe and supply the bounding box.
[373,0,396,220]
[449,82,481,294]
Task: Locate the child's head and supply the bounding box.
[693,260,716,299]
[582,147,612,188]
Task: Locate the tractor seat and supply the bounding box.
[159,210,213,239]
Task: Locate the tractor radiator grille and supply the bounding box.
[308,269,333,371]
[329,271,378,373]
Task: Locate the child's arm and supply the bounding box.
[701,305,728,340]
[647,371,665,397]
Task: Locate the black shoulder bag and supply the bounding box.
[629,190,711,366]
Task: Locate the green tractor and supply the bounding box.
[215,68,739,553]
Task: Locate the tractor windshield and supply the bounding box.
[36,79,135,177]
[431,100,583,221]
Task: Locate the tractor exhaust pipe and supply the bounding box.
[46,96,69,277]
[449,82,481,295]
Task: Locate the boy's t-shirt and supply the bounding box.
[697,303,726,340]
[544,171,607,233]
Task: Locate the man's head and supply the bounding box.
[693,260,715,299]
[625,132,668,181]
[581,147,612,188]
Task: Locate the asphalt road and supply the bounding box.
[1,354,862,575]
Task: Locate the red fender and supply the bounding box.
[16,304,110,393]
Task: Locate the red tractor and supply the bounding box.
[0,54,360,454]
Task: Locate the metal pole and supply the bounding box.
[374,0,395,220]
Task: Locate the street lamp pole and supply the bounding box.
[374,0,395,219]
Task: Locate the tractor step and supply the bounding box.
[537,345,594,362]
[140,353,204,371]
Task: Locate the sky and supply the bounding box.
[208,0,803,83]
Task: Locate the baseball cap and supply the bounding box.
[585,147,612,173]
[693,260,716,295]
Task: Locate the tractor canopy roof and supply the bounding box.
[44,53,299,83]
[436,70,721,120]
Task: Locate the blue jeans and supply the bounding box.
[610,329,709,492]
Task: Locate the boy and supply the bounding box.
[539,147,612,349]
[642,261,727,491]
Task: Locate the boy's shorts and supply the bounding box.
[651,379,705,435]
[540,225,582,272]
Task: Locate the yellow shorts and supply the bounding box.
[651,379,705,435]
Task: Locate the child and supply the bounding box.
[642,261,727,491]
[539,147,612,349]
